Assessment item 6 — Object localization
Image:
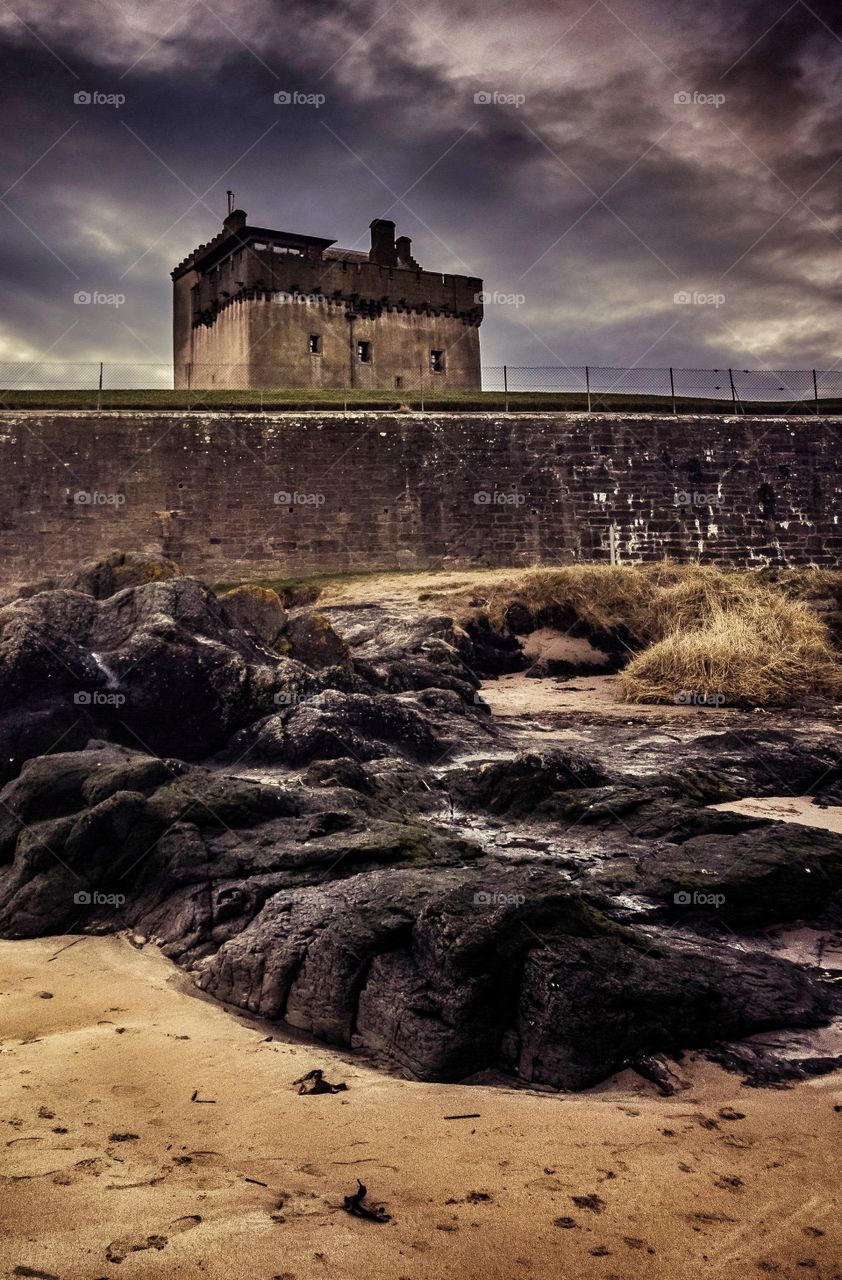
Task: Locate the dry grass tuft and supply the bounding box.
[620,591,842,707]
[474,562,842,708]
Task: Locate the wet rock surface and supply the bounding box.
[1,560,841,1091]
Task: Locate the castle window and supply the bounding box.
[309,334,322,355]
[394,375,403,388]
[430,349,445,373]
[357,340,371,363]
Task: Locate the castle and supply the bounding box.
[171,208,483,390]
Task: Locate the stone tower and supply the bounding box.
[171,210,483,390]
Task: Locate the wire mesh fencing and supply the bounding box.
[0,361,841,412]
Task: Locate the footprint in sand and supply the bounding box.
[713,1174,744,1192]
[106,1215,201,1263]
[571,1194,606,1214]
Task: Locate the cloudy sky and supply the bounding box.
[2,0,841,376]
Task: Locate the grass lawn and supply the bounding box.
[0,388,838,414]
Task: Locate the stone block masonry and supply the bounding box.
[0,412,839,588]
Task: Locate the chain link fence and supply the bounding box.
[1,362,841,412]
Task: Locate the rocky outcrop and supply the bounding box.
[636,824,842,926]
[0,563,841,1092]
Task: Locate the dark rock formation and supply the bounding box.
[0,564,840,1092]
[282,611,350,669]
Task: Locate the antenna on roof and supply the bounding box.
[227,189,235,216]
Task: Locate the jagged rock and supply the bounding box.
[219,585,287,646]
[200,864,831,1087]
[62,550,180,599]
[451,749,610,816]
[0,701,97,788]
[0,744,474,946]
[324,604,481,701]
[0,578,314,761]
[222,690,448,766]
[511,931,828,1089]
[636,824,842,926]
[282,611,350,669]
[2,559,841,1093]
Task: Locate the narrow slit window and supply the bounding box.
[357,340,371,363]
[430,349,445,373]
[394,375,403,388]
[309,334,322,355]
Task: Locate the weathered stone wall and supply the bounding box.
[180,298,481,391]
[0,411,838,587]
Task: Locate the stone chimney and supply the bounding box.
[224,208,248,233]
[369,218,397,266]
[395,235,416,267]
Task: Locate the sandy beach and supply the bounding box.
[1,935,841,1280]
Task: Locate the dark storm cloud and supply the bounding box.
[0,0,840,371]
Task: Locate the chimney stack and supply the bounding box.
[224,208,248,233]
[395,235,414,266]
[369,218,396,266]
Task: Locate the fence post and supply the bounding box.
[669,367,676,416]
[585,365,591,413]
[728,368,738,414]
[503,364,508,412]
[419,363,424,412]
[97,361,103,411]
[813,369,820,415]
